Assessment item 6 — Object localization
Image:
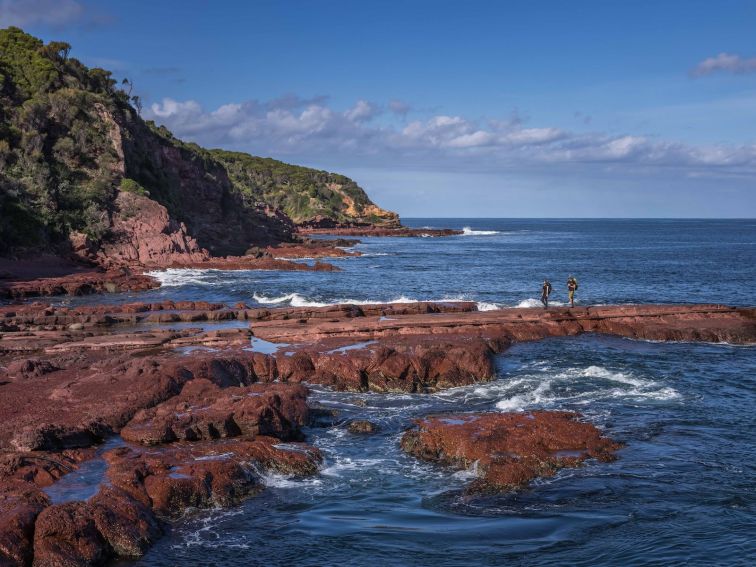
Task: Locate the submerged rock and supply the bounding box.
[347,420,380,434]
[401,411,622,492]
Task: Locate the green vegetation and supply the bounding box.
[119,178,149,196]
[0,27,395,257]
[210,150,376,224]
[0,26,136,252]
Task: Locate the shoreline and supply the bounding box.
[1,300,754,564]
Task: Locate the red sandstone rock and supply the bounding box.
[88,486,161,558]
[249,304,756,345]
[274,335,502,393]
[266,241,360,258]
[121,379,309,445]
[0,481,50,566]
[0,268,158,300]
[0,450,95,487]
[0,353,194,450]
[104,437,321,518]
[32,500,108,567]
[297,226,463,237]
[401,411,623,492]
[84,192,211,270]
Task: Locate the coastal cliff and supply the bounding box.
[0,27,398,268]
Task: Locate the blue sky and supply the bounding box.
[3,0,756,217]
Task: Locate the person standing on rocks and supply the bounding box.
[567,276,578,307]
[541,279,552,308]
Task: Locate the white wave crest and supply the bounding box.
[514,298,567,308]
[252,292,329,308]
[145,268,219,287]
[495,380,552,411]
[462,227,500,236]
[252,292,484,308]
[472,364,681,411]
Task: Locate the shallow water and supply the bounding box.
[58,219,755,565]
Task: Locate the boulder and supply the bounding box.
[401,411,623,492]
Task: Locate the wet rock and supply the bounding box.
[0,481,50,566]
[120,379,309,445]
[104,437,321,518]
[89,486,161,558]
[266,242,361,259]
[0,353,193,451]
[401,411,623,492]
[5,358,60,380]
[0,269,158,300]
[347,420,380,434]
[250,304,756,346]
[0,449,94,487]
[297,226,462,237]
[32,500,108,567]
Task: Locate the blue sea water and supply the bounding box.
[74,219,755,566]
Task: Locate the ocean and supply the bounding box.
[73,219,755,566]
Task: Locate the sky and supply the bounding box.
[2,0,756,218]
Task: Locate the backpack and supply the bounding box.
[573,279,579,291]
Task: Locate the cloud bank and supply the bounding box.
[692,53,756,76]
[145,96,756,177]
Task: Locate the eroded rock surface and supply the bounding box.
[121,379,309,445]
[401,411,622,492]
[104,437,321,517]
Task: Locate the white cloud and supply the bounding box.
[691,53,756,76]
[389,99,411,116]
[344,100,380,122]
[0,0,84,27]
[144,96,756,175]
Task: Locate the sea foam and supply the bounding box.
[462,227,501,236]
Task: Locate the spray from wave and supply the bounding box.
[514,298,567,308]
[462,227,500,236]
[486,364,680,411]
[252,292,498,312]
[146,268,220,287]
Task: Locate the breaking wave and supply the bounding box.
[462,227,500,236]
[146,268,220,287]
[514,298,567,308]
[487,364,680,411]
[252,292,495,311]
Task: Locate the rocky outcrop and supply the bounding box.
[0,268,158,300]
[104,437,321,517]
[266,241,361,259]
[81,192,211,269]
[274,334,504,393]
[0,481,50,566]
[248,304,756,345]
[347,420,380,434]
[297,226,463,237]
[28,432,323,566]
[401,411,623,492]
[121,379,309,445]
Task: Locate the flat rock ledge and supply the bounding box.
[401,411,623,493]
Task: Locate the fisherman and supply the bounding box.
[567,276,578,307]
[541,279,552,308]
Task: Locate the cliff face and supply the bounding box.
[210,150,400,227]
[0,27,396,263]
